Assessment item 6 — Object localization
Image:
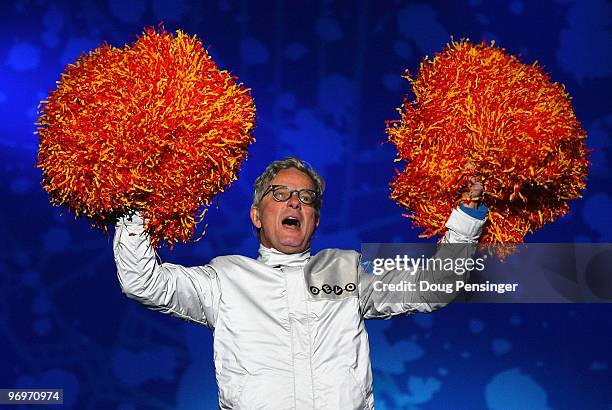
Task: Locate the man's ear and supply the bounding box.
[250,206,262,229]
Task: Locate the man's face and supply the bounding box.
[250,168,319,254]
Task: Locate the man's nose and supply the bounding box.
[287,191,301,208]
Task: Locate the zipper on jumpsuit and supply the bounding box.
[282,265,315,409]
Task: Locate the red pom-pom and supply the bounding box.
[386,39,589,244]
[37,26,256,247]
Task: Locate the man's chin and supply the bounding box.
[275,241,309,254]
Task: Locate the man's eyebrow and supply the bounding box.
[273,184,315,190]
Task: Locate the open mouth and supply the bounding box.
[282,216,301,229]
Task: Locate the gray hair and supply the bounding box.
[252,157,325,216]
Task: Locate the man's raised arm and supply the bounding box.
[359,204,487,319]
[113,212,221,329]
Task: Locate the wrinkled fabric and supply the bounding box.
[113,207,486,409]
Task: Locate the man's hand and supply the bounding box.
[461,162,484,209]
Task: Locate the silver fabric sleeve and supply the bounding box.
[359,207,486,319]
[113,212,221,329]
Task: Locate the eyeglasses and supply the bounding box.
[262,185,319,206]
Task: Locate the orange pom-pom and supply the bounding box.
[36,26,256,247]
[386,39,589,244]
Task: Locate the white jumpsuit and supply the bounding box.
[113,207,485,409]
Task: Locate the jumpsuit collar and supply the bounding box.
[257,244,311,268]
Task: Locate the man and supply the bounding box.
[114,157,486,409]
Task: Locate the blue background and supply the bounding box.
[1,0,611,409]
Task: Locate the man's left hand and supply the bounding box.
[461,161,484,209]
